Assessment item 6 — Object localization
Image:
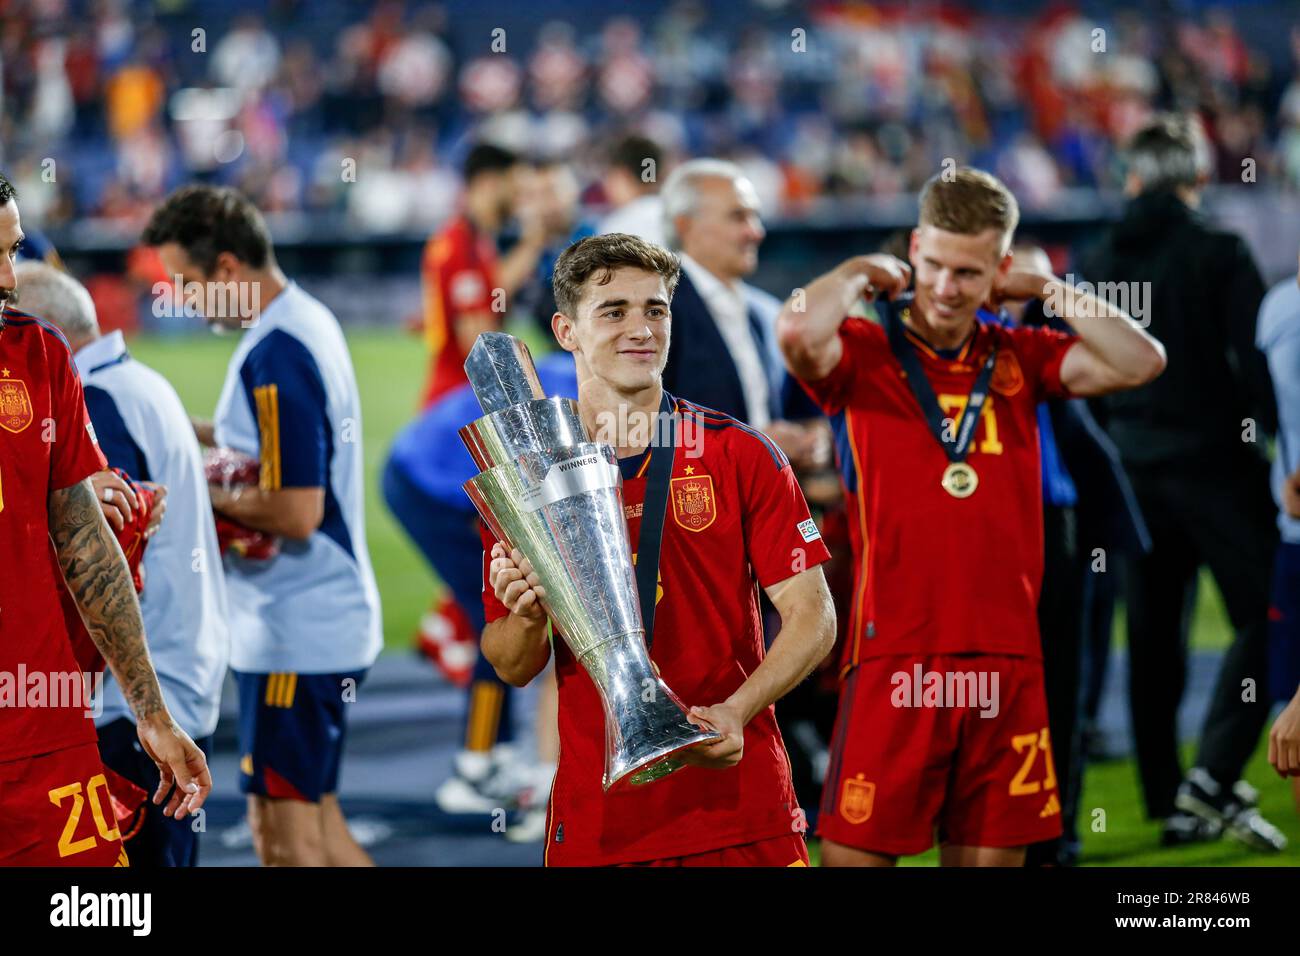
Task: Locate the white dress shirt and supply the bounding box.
[679,253,772,428]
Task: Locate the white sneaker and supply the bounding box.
[505,807,548,843]
[1224,781,1288,852]
[478,757,544,808]
[434,773,502,814]
[346,817,395,848]
[220,816,255,849]
[435,748,539,815]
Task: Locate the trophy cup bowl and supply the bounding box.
[459,333,721,790]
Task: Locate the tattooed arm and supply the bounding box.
[48,477,212,819]
[50,477,161,715]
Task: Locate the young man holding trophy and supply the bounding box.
[475,233,836,866]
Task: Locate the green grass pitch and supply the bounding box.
[129,327,1300,866]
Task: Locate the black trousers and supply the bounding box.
[1124,453,1277,819]
[1027,504,1086,866]
[1080,560,1120,728]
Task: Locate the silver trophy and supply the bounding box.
[459,333,721,790]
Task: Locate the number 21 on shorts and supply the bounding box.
[1009,727,1058,796]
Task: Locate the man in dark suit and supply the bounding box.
[658,158,833,813]
[1083,114,1286,851]
[658,159,823,465]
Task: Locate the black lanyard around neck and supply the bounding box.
[635,391,676,651]
[883,296,997,465]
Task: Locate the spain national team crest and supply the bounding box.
[670,472,716,532]
[840,774,875,824]
[0,374,33,434]
[991,349,1024,396]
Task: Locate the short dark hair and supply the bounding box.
[463,143,519,183]
[918,166,1019,253]
[142,185,273,273]
[552,233,680,318]
[607,134,662,181]
[1123,113,1209,194]
[0,171,16,205]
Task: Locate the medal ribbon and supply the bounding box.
[635,390,676,652]
[883,295,997,465]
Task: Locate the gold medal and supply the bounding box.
[941,462,978,498]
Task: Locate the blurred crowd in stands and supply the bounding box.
[4,0,1300,237]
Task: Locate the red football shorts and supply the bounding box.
[818,654,1063,856]
[0,742,130,867]
[615,833,810,867]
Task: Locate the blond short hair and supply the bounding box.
[918,167,1019,253]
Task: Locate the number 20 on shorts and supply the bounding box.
[48,774,122,858]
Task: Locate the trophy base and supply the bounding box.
[625,754,685,787]
[602,718,722,792]
[579,631,729,792]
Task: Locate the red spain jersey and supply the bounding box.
[800,310,1075,666]
[482,395,831,866]
[420,215,499,408]
[0,309,108,763]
